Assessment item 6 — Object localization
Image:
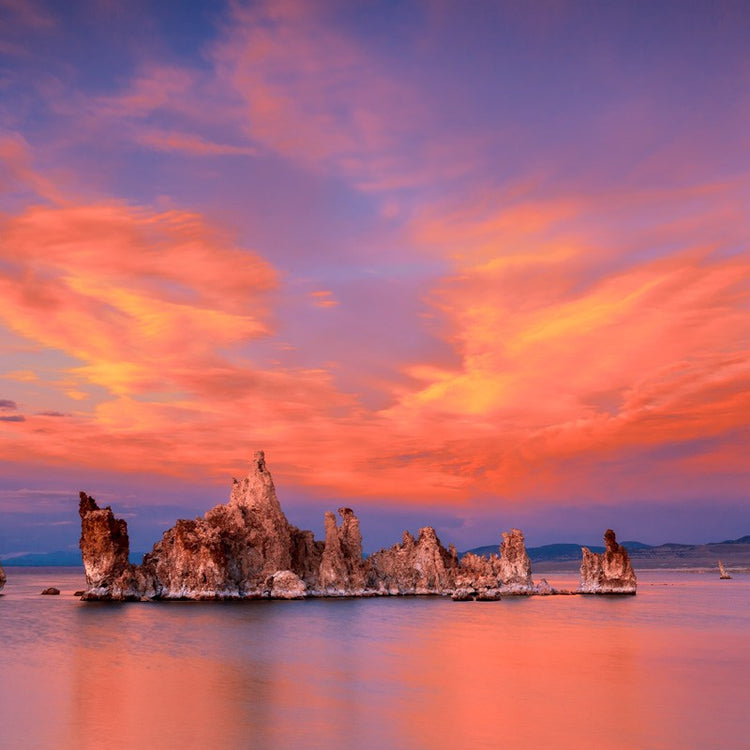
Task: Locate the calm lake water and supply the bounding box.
[0,567,747,750]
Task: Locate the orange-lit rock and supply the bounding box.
[579,529,637,594]
[78,451,635,600]
[452,529,536,598]
[265,570,307,599]
[78,491,132,598]
[368,527,459,595]
[497,528,534,592]
[317,507,367,595]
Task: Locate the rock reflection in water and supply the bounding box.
[0,570,747,750]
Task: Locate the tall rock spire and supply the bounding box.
[579,529,637,594]
[78,491,131,590]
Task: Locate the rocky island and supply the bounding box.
[78,451,636,600]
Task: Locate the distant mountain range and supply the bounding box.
[2,535,749,569]
[465,535,750,571]
[1,550,145,567]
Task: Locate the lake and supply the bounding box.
[0,567,747,750]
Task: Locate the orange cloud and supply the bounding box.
[2,177,748,508]
[310,290,338,308]
[374,183,750,501]
[0,202,277,399]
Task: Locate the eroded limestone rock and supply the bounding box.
[77,450,635,601]
[79,491,131,596]
[265,570,307,599]
[453,529,535,598]
[579,529,637,594]
[317,508,367,594]
[80,451,323,600]
[368,527,458,595]
[496,528,534,593]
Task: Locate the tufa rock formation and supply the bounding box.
[317,508,367,594]
[451,528,539,600]
[579,529,637,594]
[79,491,131,595]
[78,451,635,600]
[368,528,459,595]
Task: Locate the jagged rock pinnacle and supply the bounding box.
[76,451,636,600]
[579,529,637,594]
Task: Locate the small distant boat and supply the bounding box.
[718,560,732,580]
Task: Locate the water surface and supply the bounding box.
[1,568,747,749]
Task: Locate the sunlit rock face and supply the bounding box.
[144,452,306,599]
[80,451,327,600]
[78,492,132,598]
[497,528,534,592]
[452,529,535,599]
[0,560,6,591]
[265,570,307,599]
[368,527,459,595]
[226,451,294,576]
[316,508,367,595]
[77,451,636,601]
[579,529,637,594]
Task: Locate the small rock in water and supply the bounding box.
[265,570,307,599]
[41,587,60,595]
[535,578,555,595]
[451,588,476,601]
[476,588,502,601]
[74,590,85,597]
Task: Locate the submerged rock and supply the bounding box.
[41,587,60,595]
[579,529,637,594]
[451,587,476,601]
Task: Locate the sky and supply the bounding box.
[1,0,748,557]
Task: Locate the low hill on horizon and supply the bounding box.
[1,550,146,567]
[464,535,750,571]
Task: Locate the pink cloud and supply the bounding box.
[2,171,748,509]
[208,0,471,191]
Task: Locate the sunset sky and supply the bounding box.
[1,0,748,556]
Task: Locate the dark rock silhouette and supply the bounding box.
[78,451,636,600]
[0,561,6,591]
[579,529,637,594]
[41,587,60,595]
